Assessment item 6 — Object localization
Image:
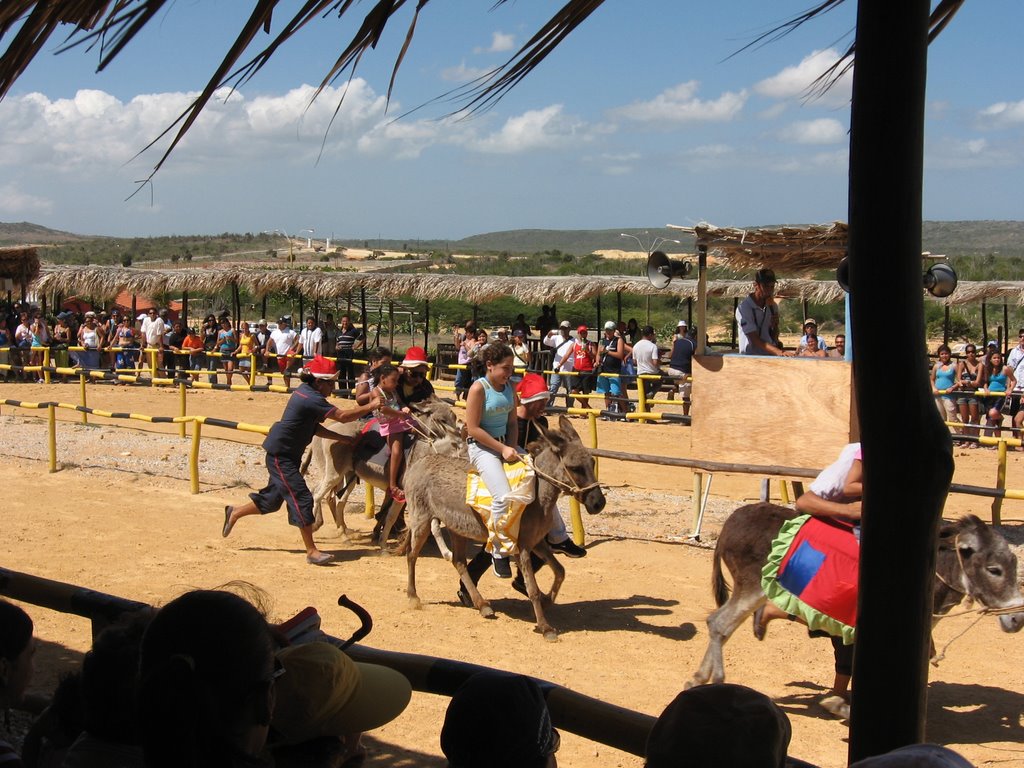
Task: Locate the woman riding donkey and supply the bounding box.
[756,442,863,713]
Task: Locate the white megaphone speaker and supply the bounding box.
[646,250,693,289]
[923,262,958,298]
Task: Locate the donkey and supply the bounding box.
[399,415,606,641]
[301,396,464,539]
[688,502,1024,695]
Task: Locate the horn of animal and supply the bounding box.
[687,503,1023,697]
[399,414,606,642]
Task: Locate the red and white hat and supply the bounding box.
[304,355,340,380]
[516,373,550,404]
[401,346,429,368]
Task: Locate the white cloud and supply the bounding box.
[0,182,53,215]
[470,105,588,154]
[610,81,746,124]
[0,81,391,174]
[440,61,495,83]
[754,48,851,105]
[769,148,849,173]
[475,31,515,54]
[978,99,1024,127]
[779,118,846,145]
[924,136,1017,170]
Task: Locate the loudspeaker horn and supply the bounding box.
[646,250,693,289]
[923,262,958,298]
[836,257,850,293]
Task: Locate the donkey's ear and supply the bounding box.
[534,418,568,454]
[557,414,581,441]
[957,530,981,561]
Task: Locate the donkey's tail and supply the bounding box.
[393,529,411,556]
[711,544,731,607]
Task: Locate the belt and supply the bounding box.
[467,436,505,445]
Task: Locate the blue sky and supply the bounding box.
[0,1,1021,241]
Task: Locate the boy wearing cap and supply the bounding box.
[596,320,629,415]
[222,355,381,565]
[737,269,790,356]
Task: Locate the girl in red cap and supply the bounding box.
[222,355,380,564]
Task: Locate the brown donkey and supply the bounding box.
[400,415,606,641]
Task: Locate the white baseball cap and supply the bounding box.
[603,320,617,330]
[676,320,688,328]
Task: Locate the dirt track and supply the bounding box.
[2,381,1023,767]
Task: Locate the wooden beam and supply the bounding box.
[847,0,951,760]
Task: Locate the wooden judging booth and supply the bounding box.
[690,354,857,468]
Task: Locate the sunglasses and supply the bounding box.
[406,369,425,378]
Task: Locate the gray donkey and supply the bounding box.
[688,502,1024,706]
[301,396,464,539]
[399,415,606,641]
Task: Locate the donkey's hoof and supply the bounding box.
[408,596,422,610]
[480,604,496,620]
[542,629,559,643]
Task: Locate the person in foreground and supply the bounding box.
[0,600,36,768]
[645,683,798,768]
[269,642,411,768]
[440,671,559,768]
[222,355,381,565]
[138,590,277,768]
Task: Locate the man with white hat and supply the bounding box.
[223,356,381,565]
[596,319,629,416]
[797,317,829,354]
[668,320,696,415]
[543,320,575,408]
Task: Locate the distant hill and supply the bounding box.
[0,221,87,246]
[4,220,1024,261]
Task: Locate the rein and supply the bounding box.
[930,532,1024,665]
[526,418,603,500]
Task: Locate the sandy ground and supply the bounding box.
[2,381,1023,768]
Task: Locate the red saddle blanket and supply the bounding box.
[761,515,860,644]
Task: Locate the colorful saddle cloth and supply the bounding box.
[466,457,536,556]
[761,514,860,645]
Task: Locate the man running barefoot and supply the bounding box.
[222,356,380,564]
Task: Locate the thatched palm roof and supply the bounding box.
[673,222,848,274]
[0,246,41,284]
[32,264,1023,308]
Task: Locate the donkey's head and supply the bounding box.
[527,415,605,514]
[939,515,1023,633]
[409,397,465,456]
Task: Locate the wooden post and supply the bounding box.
[981,302,988,346]
[687,296,692,329]
[388,301,395,352]
[360,289,369,351]
[943,304,950,346]
[179,381,187,438]
[992,439,1006,526]
[696,245,708,355]
[298,294,304,328]
[47,403,57,473]
[731,298,738,350]
[182,290,189,329]
[596,294,602,331]
[190,420,202,494]
[616,291,622,324]
[645,296,651,326]
[424,299,430,350]
[847,1,949,761]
